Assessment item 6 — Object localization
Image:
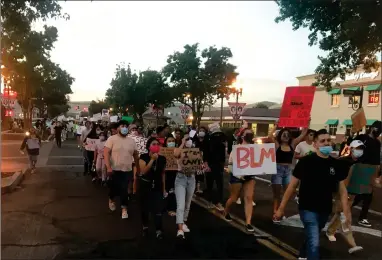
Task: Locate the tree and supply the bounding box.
[254,103,269,109]
[1,0,73,127]
[163,43,238,126]
[275,0,382,90]
[88,100,109,116]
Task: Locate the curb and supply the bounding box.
[1,168,27,194]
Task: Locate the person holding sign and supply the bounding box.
[174,134,197,239]
[94,131,107,186]
[224,128,256,232]
[104,120,141,219]
[83,123,100,181]
[164,136,178,217]
[138,137,167,239]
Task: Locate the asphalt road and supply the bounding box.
[1,139,381,259]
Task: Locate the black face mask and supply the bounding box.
[243,133,254,144]
[372,129,381,138]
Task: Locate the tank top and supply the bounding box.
[276,145,294,164]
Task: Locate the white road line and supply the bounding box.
[254,176,382,216]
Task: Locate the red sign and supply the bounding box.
[5,109,14,117]
[368,95,379,104]
[278,86,316,128]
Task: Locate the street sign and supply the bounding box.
[179,105,191,120]
[228,102,246,120]
[1,97,16,108]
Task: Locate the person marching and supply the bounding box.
[193,126,208,194]
[138,137,167,239]
[83,123,99,182]
[224,127,256,232]
[94,131,107,185]
[164,136,178,217]
[20,128,41,174]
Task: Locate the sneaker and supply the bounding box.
[156,230,163,239]
[272,217,281,224]
[182,224,190,233]
[348,246,363,254]
[236,198,242,204]
[358,219,371,227]
[246,224,255,232]
[215,203,224,211]
[142,226,149,237]
[326,232,336,242]
[252,201,256,206]
[298,258,307,260]
[177,230,185,239]
[109,200,116,211]
[121,208,128,219]
[224,213,233,222]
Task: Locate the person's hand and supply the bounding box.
[273,208,284,221]
[106,166,113,176]
[182,134,189,143]
[150,153,158,161]
[203,162,211,172]
[19,150,24,155]
[163,191,168,198]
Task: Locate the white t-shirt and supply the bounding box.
[104,134,137,172]
[295,141,316,157]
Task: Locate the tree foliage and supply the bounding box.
[88,100,109,116]
[275,0,382,90]
[1,0,73,126]
[163,43,238,126]
[254,103,269,109]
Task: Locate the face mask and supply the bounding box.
[96,130,101,135]
[352,149,363,158]
[185,140,193,148]
[99,136,105,141]
[120,127,128,136]
[198,132,205,138]
[149,145,160,154]
[319,146,333,156]
[167,142,176,148]
[243,133,254,143]
[372,129,381,138]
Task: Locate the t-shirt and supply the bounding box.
[355,134,381,165]
[295,141,316,157]
[293,153,348,214]
[139,153,166,190]
[104,135,137,172]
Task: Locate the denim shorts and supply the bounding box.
[271,164,291,186]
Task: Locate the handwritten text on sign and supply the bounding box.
[85,138,100,151]
[278,86,315,128]
[128,135,148,155]
[232,143,277,176]
[159,147,178,171]
[180,148,202,174]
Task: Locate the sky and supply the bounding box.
[43,0,325,105]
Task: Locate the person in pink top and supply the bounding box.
[94,131,107,185]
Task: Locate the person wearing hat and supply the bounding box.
[326,140,365,254]
[352,120,381,227]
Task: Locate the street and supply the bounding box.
[1,139,381,259]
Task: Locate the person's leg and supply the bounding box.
[224,181,242,216]
[215,164,224,206]
[175,173,187,228]
[205,169,214,204]
[183,175,196,224]
[166,171,177,214]
[153,190,164,233]
[243,179,255,225]
[83,149,89,175]
[108,172,118,211]
[87,151,95,178]
[359,193,372,222]
[139,179,150,230]
[299,210,322,260]
[326,196,342,238]
[120,171,132,209]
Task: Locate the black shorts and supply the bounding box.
[229,173,256,184]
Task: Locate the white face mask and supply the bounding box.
[185,140,193,148]
[198,131,205,138]
[352,149,363,158]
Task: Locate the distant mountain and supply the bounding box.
[207,100,280,111]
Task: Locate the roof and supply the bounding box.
[202,108,280,118]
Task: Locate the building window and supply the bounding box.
[348,95,360,106]
[328,124,338,136]
[345,125,352,136]
[368,90,380,105]
[331,94,340,106]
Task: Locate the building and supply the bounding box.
[200,108,280,136]
[67,101,91,118]
[297,66,381,141]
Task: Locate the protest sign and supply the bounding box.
[93,113,102,120]
[110,115,118,123]
[347,164,378,194]
[159,147,178,171]
[179,148,202,174]
[129,135,148,154]
[85,138,100,151]
[351,107,367,132]
[278,86,316,128]
[231,143,277,176]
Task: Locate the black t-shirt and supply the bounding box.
[54,126,63,135]
[355,134,381,165]
[139,153,166,190]
[293,153,348,214]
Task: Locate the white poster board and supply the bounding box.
[93,113,102,120]
[231,143,277,176]
[128,135,148,155]
[85,138,100,151]
[110,116,118,123]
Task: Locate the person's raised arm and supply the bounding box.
[174,134,188,158]
[292,128,308,149]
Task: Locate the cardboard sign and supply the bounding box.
[85,138,100,151]
[208,122,221,133]
[159,147,178,171]
[347,164,378,194]
[179,148,202,174]
[351,107,367,132]
[110,115,118,123]
[128,135,148,155]
[231,143,277,176]
[278,86,316,128]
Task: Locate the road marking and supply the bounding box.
[280,214,382,238]
[254,176,382,216]
[192,195,298,259]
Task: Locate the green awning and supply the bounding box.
[121,116,134,123]
[365,84,381,91]
[328,88,341,95]
[325,119,339,125]
[342,119,352,126]
[366,119,377,126]
[345,86,361,91]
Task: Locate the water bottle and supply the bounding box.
[340,213,350,232]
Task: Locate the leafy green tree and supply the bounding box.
[254,103,269,109]
[163,43,238,126]
[88,100,109,116]
[275,0,381,89]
